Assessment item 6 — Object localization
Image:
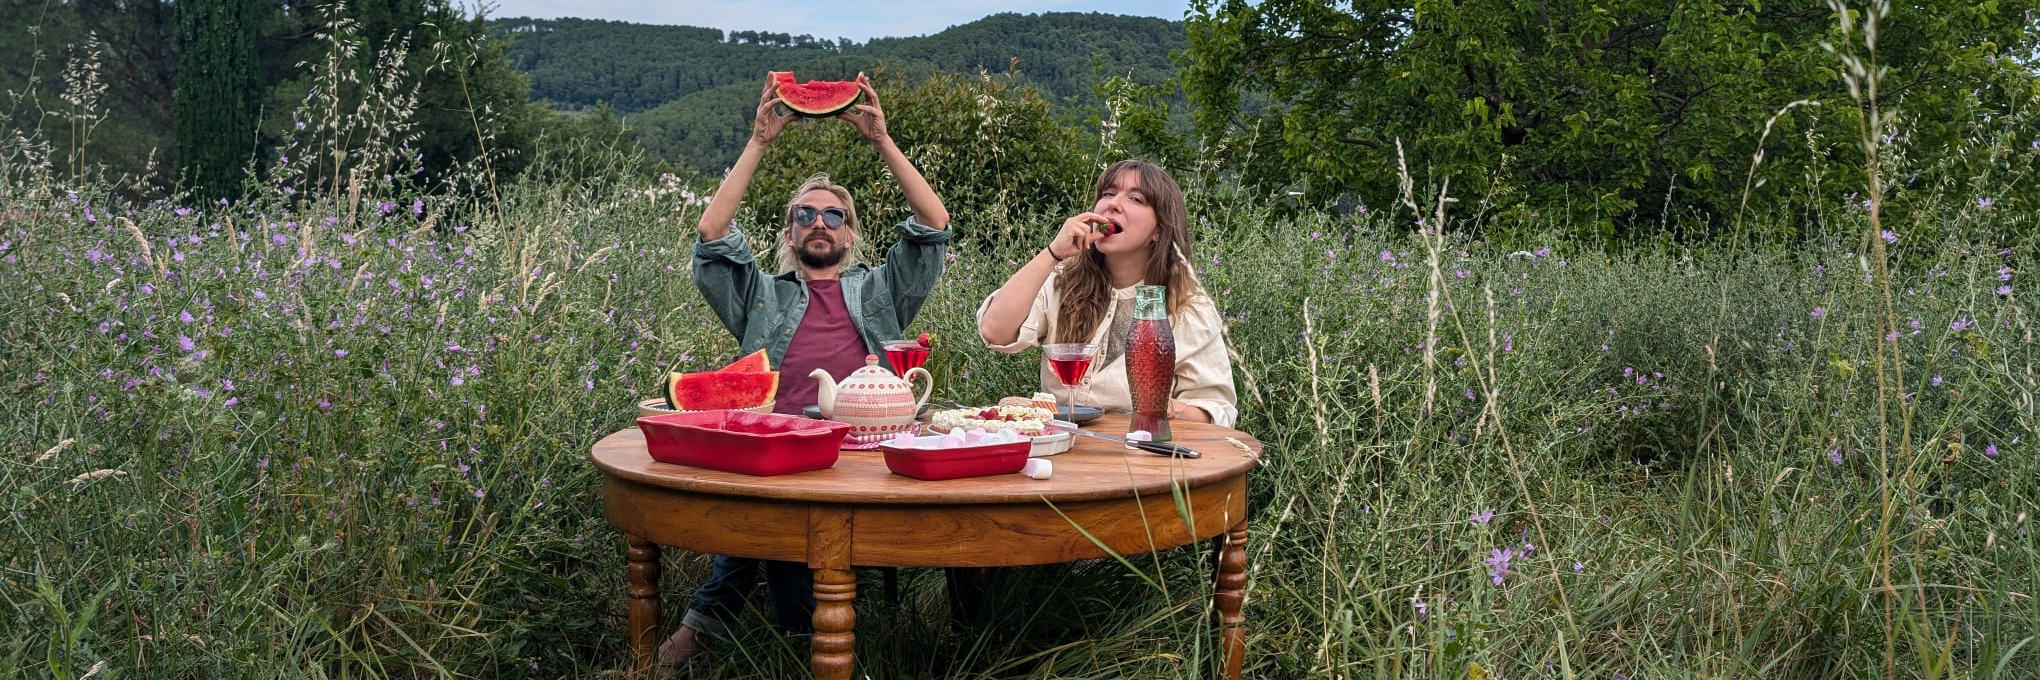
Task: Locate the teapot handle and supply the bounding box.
[904,366,933,411]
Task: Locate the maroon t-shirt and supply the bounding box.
[774,280,870,415]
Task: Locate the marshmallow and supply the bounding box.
[1023,458,1053,479]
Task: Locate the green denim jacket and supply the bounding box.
[692,218,952,365]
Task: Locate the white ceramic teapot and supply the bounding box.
[810,355,932,437]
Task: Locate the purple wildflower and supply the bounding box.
[1880,230,1897,244]
[1951,317,1974,332]
[1470,509,1495,525]
[1998,286,2013,296]
[1484,548,1515,585]
[334,348,348,358]
[178,335,196,352]
[179,309,194,324]
[1931,375,1943,387]
[1827,448,1843,465]
[1978,197,1994,209]
[1810,307,1826,319]
[1985,444,1999,458]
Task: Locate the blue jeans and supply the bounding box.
[680,555,815,637]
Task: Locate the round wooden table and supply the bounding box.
[591,414,1261,680]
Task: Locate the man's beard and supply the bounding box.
[794,237,849,269]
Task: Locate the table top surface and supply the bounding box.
[591,414,1261,505]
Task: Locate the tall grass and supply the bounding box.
[3,9,2037,680]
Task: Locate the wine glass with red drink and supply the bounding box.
[882,333,933,376]
[1041,342,1097,418]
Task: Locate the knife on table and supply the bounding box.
[1050,420,1200,458]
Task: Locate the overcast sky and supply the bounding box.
[478,0,1195,42]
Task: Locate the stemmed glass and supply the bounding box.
[1041,342,1097,418]
[881,339,931,376]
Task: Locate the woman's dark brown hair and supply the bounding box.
[1053,160,1199,343]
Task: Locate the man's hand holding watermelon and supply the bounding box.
[834,75,889,144]
[749,75,799,145]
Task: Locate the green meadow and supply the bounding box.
[4,4,2037,680]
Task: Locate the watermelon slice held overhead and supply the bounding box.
[718,349,771,373]
[773,71,863,117]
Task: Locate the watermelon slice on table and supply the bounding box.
[718,349,771,373]
[667,370,780,411]
[772,71,862,117]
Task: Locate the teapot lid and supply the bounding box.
[851,355,891,379]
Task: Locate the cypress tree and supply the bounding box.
[173,0,260,202]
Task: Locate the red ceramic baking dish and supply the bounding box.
[878,438,1031,481]
[636,410,851,476]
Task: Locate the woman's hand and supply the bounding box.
[1045,211,1112,261]
[836,75,889,144]
[751,76,798,145]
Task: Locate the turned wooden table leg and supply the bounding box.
[809,506,856,680]
[626,534,661,679]
[1213,519,1248,680]
[810,567,858,679]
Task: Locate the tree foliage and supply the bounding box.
[1184,0,2040,240]
[4,0,628,199]
[174,0,262,201]
[494,12,1187,171]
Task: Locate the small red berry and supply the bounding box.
[916,332,932,347]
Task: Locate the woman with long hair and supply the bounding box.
[977,159,1237,427]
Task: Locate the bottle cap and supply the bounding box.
[1133,284,1167,319]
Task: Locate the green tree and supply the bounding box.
[255,0,553,195]
[174,0,261,201]
[1184,0,2040,240]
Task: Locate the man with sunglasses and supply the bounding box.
[662,72,951,667]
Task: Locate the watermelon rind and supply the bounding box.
[718,349,772,373]
[774,71,861,117]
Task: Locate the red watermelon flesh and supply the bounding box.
[718,349,772,373]
[672,371,780,410]
[773,71,862,117]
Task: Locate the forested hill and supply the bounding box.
[491,12,1186,113]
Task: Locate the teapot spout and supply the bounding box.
[808,368,837,418]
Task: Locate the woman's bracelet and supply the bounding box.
[1044,246,1067,262]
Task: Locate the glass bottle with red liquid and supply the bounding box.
[1125,284,1175,441]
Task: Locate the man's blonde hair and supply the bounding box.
[775,174,868,272]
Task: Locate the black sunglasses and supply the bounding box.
[791,205,848,230]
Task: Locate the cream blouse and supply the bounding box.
[976,273,1240,428]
